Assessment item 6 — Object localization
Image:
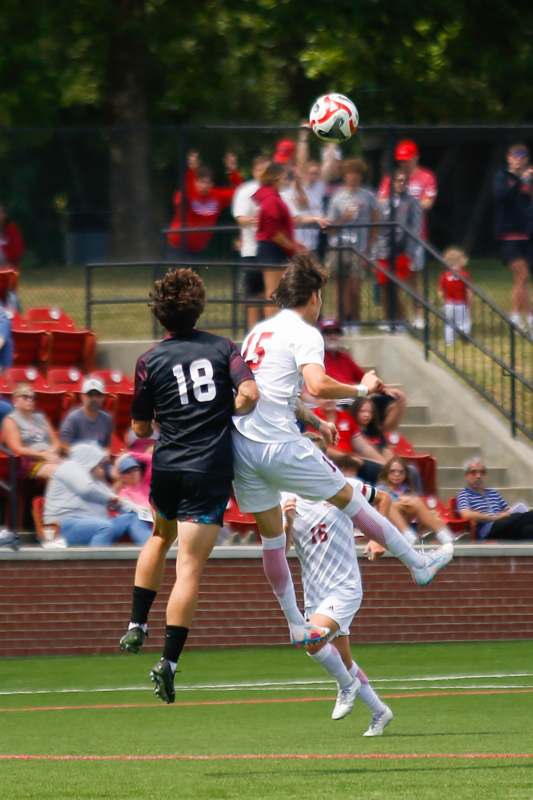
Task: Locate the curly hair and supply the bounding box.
[378,456,415,492]
[149,268,206,333]
[272,254,328,309]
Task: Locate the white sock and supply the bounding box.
[310,644,353,689]
[511,312,521,325]
[129,621,148,632]
[168,660,177,674]
[404,526,417,546]
[436,526,454,544]
[261,534,305,626]
[344,493,426,570]
[349,663,386,715]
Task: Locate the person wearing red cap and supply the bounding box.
[273,139,296,167]
[378,140,437,328]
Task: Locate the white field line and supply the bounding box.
[1,672,533,697]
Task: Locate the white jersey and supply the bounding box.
[233,309,324,443]
[231,179,259,257]
[282,491,361,613]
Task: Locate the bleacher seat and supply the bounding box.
[406,453,437,496]
[47,367,83,395]
[386,431,416,457]
[33,389,74,429]
[0,367,48,390]
[0,269,19,303]
[224,496,258,540]
[24,307,76,330]
[91,370,134,392]
[46,329,96,372]
[11,326,50,368]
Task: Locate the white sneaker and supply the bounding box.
[410,542,454,586]
[41,536,67,550]
[289,623,330,648]
[363,705,393,736]
[331,677,361,720]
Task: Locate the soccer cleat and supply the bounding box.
[410,542,454,586]
[119,625,147,654]
[289,623,330,648]
[363,705,394,737]
[149,658,175,704]
[331,676,361,720]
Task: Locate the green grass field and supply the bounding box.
[1,641,533,799]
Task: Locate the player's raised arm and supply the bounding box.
[302,362,383,400]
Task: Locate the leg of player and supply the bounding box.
[306,613,360,721]
[254,505,330,647]
[119,514,177,654]
[330,482,453,585]
[330,636,393,736]
[150,521,219,704]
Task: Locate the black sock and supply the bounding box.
[131,586,157,626]
[163,625,189,664]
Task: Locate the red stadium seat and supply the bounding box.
[224,496,258,538]
[1,367,48,391]
[406,453,437,496]
[47,367,84,394]
[448,496,477,540]
[91,370,134,392]
[33,389,74,429]
[0,269,19,303]
[11,327,50,368]
[110,390,133,437]
[47,329,96,371]
[24,307,76,330]
[386,431,416,456]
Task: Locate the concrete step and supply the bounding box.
[439,486,533,504]
[403,405,431,424]
[417,445,481,466]
[399,424,457,445]
[437,466,509,488]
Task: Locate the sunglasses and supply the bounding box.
[17,393,35,400]
[468,469,486,475]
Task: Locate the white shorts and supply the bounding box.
[232,430,346,513]
[305,585,363,638]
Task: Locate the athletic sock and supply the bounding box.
[131,586,157,626]
[342,493,426,570]
[349,662,386,715]
[309,644,353,689]
[162,625,189,670]
[261,533,305,626]
[436,526,454,544]
[404,526,417,546]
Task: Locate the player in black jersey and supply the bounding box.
[119,268,257,703]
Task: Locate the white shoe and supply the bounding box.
[331,677,361,720]
[41,536,67,550]
[410,542,454,586]
[363,705,393,736]
[289,623,330,648]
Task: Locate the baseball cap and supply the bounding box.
[117,454,141,474]
[320,318,342,334]
[395,139,419,161]
[273,139,296,164]
[82,376,105,394]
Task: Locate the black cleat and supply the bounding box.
[149,658,175,704]
[119,625,147,654]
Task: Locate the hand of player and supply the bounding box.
[224,151,238,172]
[187,150,200,170]
[364,540,386,561]
[361,370,383,395]
[318,420,339,447]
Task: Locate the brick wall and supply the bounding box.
[1,553,533,657]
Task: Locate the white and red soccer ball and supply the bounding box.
[309,93,359,143]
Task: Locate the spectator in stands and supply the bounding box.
[43,443,150,547]
[327,158,379,328]
[456,457,533,540]
[320,318,406,432]
[0,304,13,371]
[437,246,472,345]
[113,452,153,544]
[167,150,243,256]
[2,383,61,479]
[232,154,271,328]
[273,138,296,172]
[0,205,24,267]
[350,398,394,462]
[377,456,453,544]
[378,140,438,328]
[283,162,328,256]
[253,163,307,316]
[375,168,423,325]
[0,397,12,425]
[493,143,533,333]
[60,376,112,450]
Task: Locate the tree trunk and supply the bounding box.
[106,0,155,259]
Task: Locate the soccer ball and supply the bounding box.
[309,93,359,143]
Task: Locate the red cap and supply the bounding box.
[395,139,419,161]
[320,318,342,334]
[273,139,296,164]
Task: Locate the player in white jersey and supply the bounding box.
[232,255,454,647]
[282,485,393,735]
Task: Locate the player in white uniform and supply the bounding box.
[233,255,453,646]
[282,486,393,735]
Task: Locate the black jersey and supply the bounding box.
[132,330,253,476]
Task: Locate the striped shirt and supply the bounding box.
[455,487,509,539]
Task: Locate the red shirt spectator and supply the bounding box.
[438,269,470,303]
[313,405,360,453]
[0,206,24,266]
[320,319,365,383]
[167,157,243,253]
[254,184,295,253]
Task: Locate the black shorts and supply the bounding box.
[499,239,533,270]
[241,257,265,296]
[150,469,232,526]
